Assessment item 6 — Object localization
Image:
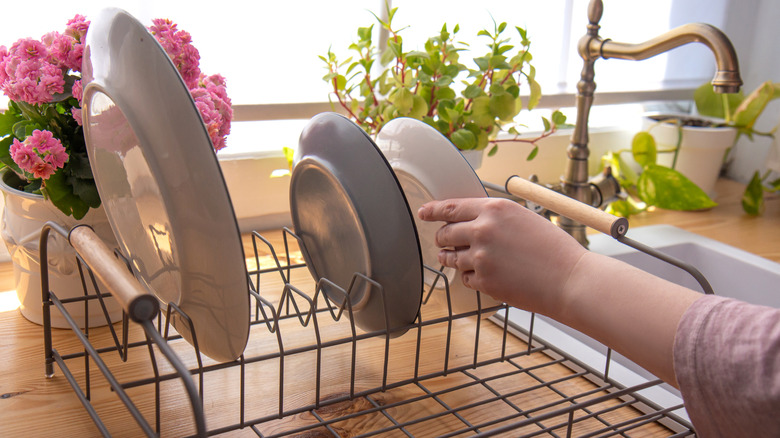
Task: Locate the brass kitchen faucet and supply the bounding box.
[560,0,742,247]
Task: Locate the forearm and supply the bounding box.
[547,251,703,387]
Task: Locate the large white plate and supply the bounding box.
[291,113,423,336]
[81,8,249,362]
[376,118,501,315]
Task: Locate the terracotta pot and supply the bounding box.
[0,169,122,328]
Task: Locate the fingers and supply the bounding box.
[438,248,480,291]
[434,221,472,248]
[460,271,478,290]
[417,198,487,224]
[438,247,473,272]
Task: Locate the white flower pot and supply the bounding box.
[459,149,485,170]
[0,169,123,328]
[643,115,737,197]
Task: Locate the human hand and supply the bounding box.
[417,197,588,315]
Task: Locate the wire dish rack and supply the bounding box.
[38,223,695,437]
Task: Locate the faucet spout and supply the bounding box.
[560,0,743,248]
[582,23,742,93]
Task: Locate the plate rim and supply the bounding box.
[376,117,502,314]
[290,112,423,335]
[81,7,250,361]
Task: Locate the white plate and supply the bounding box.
[376,118,501,315]
[291,113,423,336]
[82,8,249,362]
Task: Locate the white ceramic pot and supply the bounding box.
[0,169,122,328]
[459,149,484,170]
[643,115,737,197]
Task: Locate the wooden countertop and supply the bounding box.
[0,177,777,437]
[619,177,780,263]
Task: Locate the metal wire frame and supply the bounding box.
[39,225,695,437]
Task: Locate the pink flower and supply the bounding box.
[37,63,66,98]
[72,107,83,126]
[190,74,232,151]
[71,80,84,125]
[0,37,67,104]
[46,31,82,72]
[65,15,90,43]
[10,130,69,180]
[15,38,46,60]
[71,79,82,102]
[9,140,39,169]
[0,46,8,87]
[149,18,201,88]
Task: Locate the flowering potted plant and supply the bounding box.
[0,14,232,327]
[0,15,232,219]
[322,5,566,167]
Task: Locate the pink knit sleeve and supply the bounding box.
[673,295,780,437]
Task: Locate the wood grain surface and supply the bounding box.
[0,178,777,437]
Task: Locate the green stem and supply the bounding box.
[722,93,732,124]
[671,120,683,170]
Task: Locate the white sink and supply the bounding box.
[504,224,780,424]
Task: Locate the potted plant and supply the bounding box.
[0,14,232,327]
[603,80,780,217]
[321,5,567,168]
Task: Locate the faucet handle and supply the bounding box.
[505,175,628,239]
[588,0,604,25]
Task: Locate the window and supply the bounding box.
[0,0,737,155]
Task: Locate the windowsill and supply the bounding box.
[219,101,661,232]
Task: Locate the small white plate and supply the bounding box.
[291,113,423,336]
[82,8,249,362]
[376,118,501,315]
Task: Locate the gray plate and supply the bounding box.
[291,113,422,336]
[82,8,249,362]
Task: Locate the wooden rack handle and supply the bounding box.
[505,175,628,238]
[68,226,159,322]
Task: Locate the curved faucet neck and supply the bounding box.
[561,0,742,247]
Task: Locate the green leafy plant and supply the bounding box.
[695,81,780,214]
[604,80,780,217]
[322,5,567,159]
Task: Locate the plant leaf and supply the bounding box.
[435,87,456,100]
[463,84,483,99]
[631,131,657,167]
[409,94,429,119]
[71,177,101,208]
[379,47,395,66]
[488,93,516,121]
[391,88,414,115]
[741,170,764,215]
[694,82,742,119]
[733,81,780,131]
[637,164,717,211]
[768,177,780,193]
[526,145,539,161]
[527,69,541,110]
[0,106,23,135]
[602,150,639,186]
[282,146,295,170]
[469,96,494,128]
[450,128,477,150]
[551,110,568,126]
[606,198,645,218]
[41,170,90,220]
